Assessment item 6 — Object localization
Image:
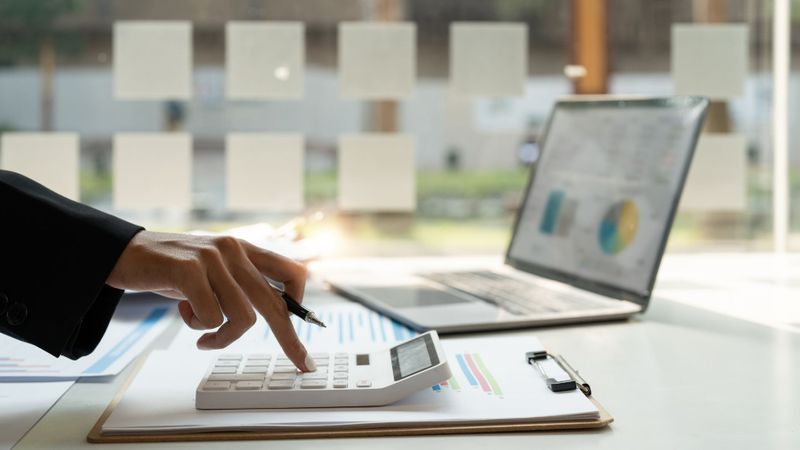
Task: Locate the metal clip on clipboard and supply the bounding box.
[525,350,592,395]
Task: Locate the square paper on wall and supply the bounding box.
[1,133,80,200]
[338,134,415,212]
[450,23,528,96]
[680,133,747,212]
[113,133,192,209]
[339,23,416,99]
[226,22,304,99]
[671,24,748,100]
[113,21,192,100]
[226,133,304,211]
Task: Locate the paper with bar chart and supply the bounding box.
[0,299,175,380]
[103,334,599,433]
[168,299,417,353]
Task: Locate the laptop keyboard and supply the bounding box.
[422,270,619,316]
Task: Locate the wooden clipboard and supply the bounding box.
[87,356,613,443]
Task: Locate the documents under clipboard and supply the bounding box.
[99,335,603,436]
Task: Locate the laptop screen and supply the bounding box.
[506,97,707,303]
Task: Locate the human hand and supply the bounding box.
[106,231,315,372]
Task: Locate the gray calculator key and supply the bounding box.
[270,372,297,380]
[213,360,240,367]
[335,353,348,358]
[211,366,237,374]
[333,372,348,380]
[267,380,295,390]
[275,360,296,367]
[356,380,372,388]
[235,381,263,390]
[310,353,329,358]
[334,358,348,365]
[302,372,328,380]
[249,354,271,359]
[333,365,348,372]
[242,366,269,373]
[246,358,271,365]
[203,381,231,390]
[208,374,264,382]
[300,380,328,389]
[218,354,242,360]
[273,366,299,373]
[333,380,348,388]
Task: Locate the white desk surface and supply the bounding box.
[14,254,800,450]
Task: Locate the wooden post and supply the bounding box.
[39,36,55,131]
[570,0,609,95]
[373,0,399,132]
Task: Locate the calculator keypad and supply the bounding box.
[201,353,367,392]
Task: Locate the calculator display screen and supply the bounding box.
[390,334,439,381]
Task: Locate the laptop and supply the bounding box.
[324,97,709,333]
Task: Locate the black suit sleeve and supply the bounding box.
[0,170,144,359]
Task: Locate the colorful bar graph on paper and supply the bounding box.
[453,352,503,397]
[263,305,416,346]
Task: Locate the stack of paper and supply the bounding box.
[103,335,598,434]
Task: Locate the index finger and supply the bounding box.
[246,275,314,372]
[241,241,308,303]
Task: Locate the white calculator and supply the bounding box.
[196,331,451,409]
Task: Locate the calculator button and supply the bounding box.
[302,372,328,380]
[300,380,328,389]
[275,360,296,367]
[246,358,271,365]
[208,374,264,382]
[235,381,263,390]
[333,365,348,372]
[211,366,237,374]
[333,380,348,388]
[333,372,348,380]
[334,358,348,365]
[249,354,271,359]
[273,366,299,374]
[213,360,240,367]
[310,353,329,358]
[334,353,348,358]
[276,355,291,361]
[356,380,372,388]
[242,366,269,373]
[218,354,242,360]
[270,372,298,380]
[203,381,231,390]
[267,380,295,390]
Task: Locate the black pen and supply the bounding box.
[272,287,327,328]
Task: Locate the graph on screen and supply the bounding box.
[598,199,639,255]
[539,190,577,237]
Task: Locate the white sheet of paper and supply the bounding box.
[225,133,304,211]
[112,133,192,210]
[113,21,192,100]
[338,134,415,212]
[671,24,748,100]
[339,22,416,99]
[103,335,598,433]
[226,22,304,99]
[680,133,747,211]
[450,22,528,96]
[0,299,175,380]
[0,381,73,449]
[0,133,79,200]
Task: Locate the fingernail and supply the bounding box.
[304,353,317,372]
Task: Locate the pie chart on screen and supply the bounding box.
[598,200,639,255]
